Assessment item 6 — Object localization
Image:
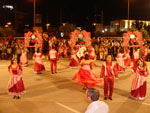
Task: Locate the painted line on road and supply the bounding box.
[56,102,81,113]
[142,103,150,106]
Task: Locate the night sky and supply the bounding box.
[4,0,150,26]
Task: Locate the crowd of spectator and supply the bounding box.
[0,35,150,61]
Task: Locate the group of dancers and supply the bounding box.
[72,46,149,101]
[7,45,149,101]
[8,46,58,99]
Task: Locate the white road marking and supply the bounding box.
[56,102,81,113]
[142,103,150,106]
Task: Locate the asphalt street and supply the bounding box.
[0,58,150,113]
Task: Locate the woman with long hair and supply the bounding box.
[33,48,45,74]
[69,48,79,68]
[20,48,28,66]
[8,58,25,99]
[130,58,149,100]
[73,54,102,90]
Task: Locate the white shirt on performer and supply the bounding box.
[85,101,109,113]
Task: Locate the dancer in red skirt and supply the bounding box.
[123,48,131,68]
[20,48,28,66]
[73,54,102,90]
[133,48,140,69]
[88,46,97,69]
[130,58,149,100]
[33,48,45,74]
[69,48,79,68]
[116,49,125,72]
[8,58,25,99]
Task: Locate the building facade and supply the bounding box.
[110,20,150,32]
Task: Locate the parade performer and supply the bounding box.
[63,44,68,57]
[123,48,131,68]
[73,54,102,90]
[88,46,97,69]
[58,43,64,57]
[69,48,79,68]
[100,55,118,100]
[20,48,28,66]
[133,48,140,68]
[116,49,125,72]
[130,58,149,100]
[8,58,25,99]
[140,46,147,61]
[89,46,96,60]
[33,48,45,74]
[49,46,58,74]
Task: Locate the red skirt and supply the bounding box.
[69,59,78,68]
[130,82,146,99]
[73,68,102,87]
[8,76,25,95]
[116,63,125,72]
[34,62,45,73]
[124,58,130,67]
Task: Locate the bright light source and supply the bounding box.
[92,23,96,26]
[102,30,105,33]
[62,22,66,26]
[125,20,128,29]
[5,25,8,27]
[7,22,11,25]
[105,29,108,32]
[2,5,14,10]
[115,23,119,25]
[60,32,64,37]
[46,23,50,27]
[25,24,29,27]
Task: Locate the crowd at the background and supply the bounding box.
[0,35,150,61]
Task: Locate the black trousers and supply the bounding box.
[17,54,21,64]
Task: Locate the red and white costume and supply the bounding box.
[89,48,96,60]
[123,50,131,67]
[20,50,28,66]
[116,53,125,72]
[73,63,102,87]
[63,45,68,57]
[100,62,118,98]
[8,64,25,95]
[49,49,58,73]
[58,44,64,57]
[130,65,149,100]
[133,50,139,68]
[33,52,45,73]
[89,47,97,69]
[69,50,79,68]
[141,47,147,61]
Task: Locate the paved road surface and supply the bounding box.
[0,58,150,113]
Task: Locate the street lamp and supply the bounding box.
[46,23,50,30]
[33,0,36,27]
[128,0,130,29]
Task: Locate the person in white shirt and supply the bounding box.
[85,88,109,113]
[49,46,58,74]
